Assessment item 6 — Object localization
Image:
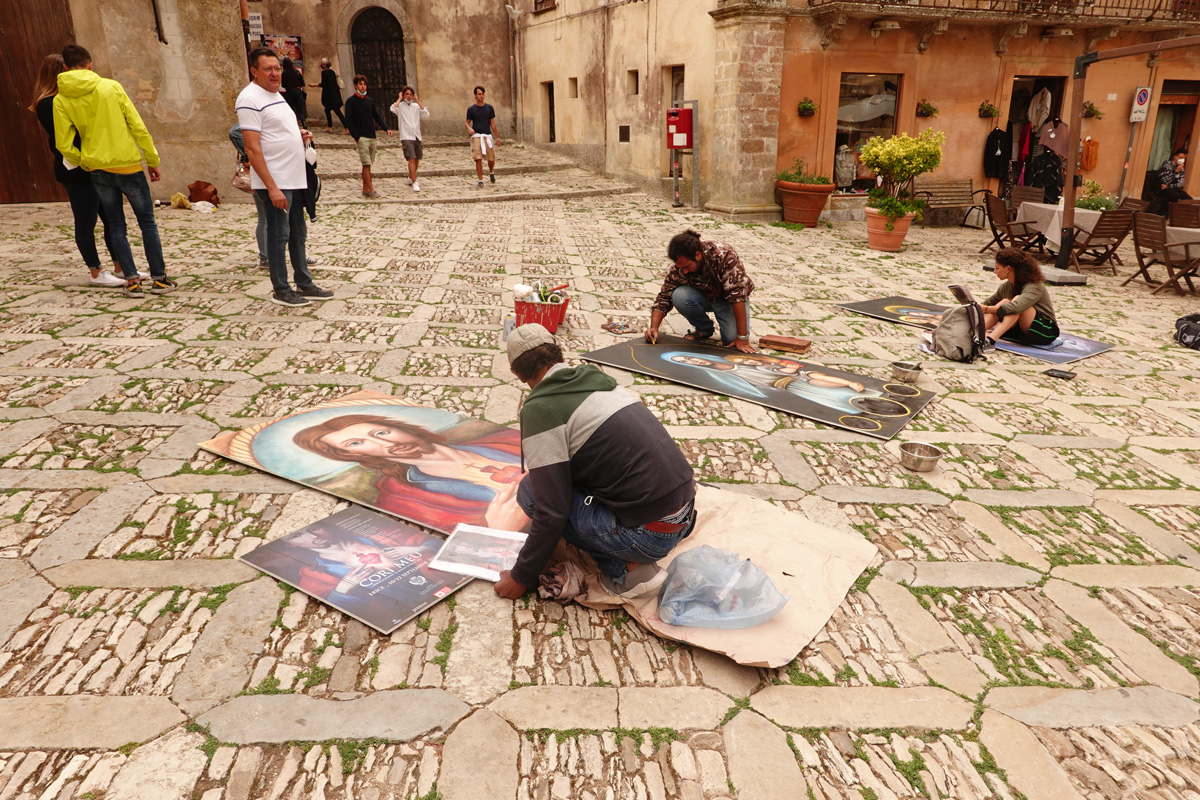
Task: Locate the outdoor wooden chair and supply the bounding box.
[1122,212,1200,295]
[1009,185,1045,220]
[1168,201,1200,229]
[1118,197,1148,212]
[1066,208,1134,274]
[981,192,1044,254]
[913,179,990,229]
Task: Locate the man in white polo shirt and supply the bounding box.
[236,47,333,307]
[390,85,430,192]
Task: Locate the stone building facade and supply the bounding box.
[516,0,1200,220]
[254,0,515,138]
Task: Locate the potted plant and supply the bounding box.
[775,157,834,228]
[915,99,938,118]
[797,97,818,117]
[978,100,1001,119]
[1076,178,1116,210]
[858,128,946,251]
[1082,101,1104,120]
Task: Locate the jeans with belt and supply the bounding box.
[255,188,313,294]
[89,170,166,279]
[516,476,694,584]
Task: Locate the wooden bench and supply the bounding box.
[912,179,990,228]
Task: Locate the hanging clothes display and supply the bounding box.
[1080,138,1099,172]
[1028,87,1053,130]
[983,128,1010,178]
[1029,151,1064,203]
[1037,119,1070,158]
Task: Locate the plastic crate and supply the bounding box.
[514,295,569,333]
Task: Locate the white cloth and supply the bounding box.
[836,93,896,123]
[1028,87,1053,130]
[472,132,494,156]
[389,99,430,141]
[235,82,306,191]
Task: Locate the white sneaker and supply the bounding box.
[115,269,151,280]
[306,255,321,266]
[89,271,126,288]
[412,181,420,192]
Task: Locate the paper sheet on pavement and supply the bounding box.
[570,484,878,669]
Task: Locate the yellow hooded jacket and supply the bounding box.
[53,69,159,173]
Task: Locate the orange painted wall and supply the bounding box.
[777,20,1200,199]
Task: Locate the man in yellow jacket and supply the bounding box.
[53,44,179,299]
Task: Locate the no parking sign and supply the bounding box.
[1130,87,1151,123]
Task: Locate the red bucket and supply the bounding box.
[514,295,569,333]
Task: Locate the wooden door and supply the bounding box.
[0,0,75,204]
[350,7,406,117]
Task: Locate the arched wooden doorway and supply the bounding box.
[351,7,406,114]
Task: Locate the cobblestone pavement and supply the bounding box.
[1,153,1199,800]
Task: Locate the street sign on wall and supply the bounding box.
[1130,87,1151,123]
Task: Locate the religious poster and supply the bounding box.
[199,391,529,535]
[837,296,1114,365]
[581,336,935,441]
[261,34,303,73]
[241,507,471,633]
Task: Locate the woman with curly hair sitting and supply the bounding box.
[981,247,1059,346]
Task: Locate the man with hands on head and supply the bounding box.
[390,85,430,192]
[236,47,333,308]
[494,324,697,602]
[644,229,757,354]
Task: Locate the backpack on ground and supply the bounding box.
[1176,313,1200,350]
[931,302,988,363]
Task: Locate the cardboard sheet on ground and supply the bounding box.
[582,335,935,440]
[838,296,1113,364]
[566,484,878,668]
[199,391,529,536]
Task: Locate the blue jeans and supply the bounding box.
[516,476,693,584]
[253,190,268,260]
[671,285,739,344]
[62,179,117,271]
[90,170,166,279]
[256,189,313,293]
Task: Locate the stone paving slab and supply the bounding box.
[488,686,618,731]
[1043,579,1199,699]
[751,686,975,730]
[988,685,1200,728]
[880,560,1042,588]
[1049,563,1200,587]
[0,695,186,749]
[979,710,1087,800]
[39,558,258,589]
[197,690,470,743]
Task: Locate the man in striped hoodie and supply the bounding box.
[495,324,697,600]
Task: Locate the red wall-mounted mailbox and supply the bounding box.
[667,107,692,150]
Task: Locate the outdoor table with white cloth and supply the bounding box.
[1016,201,1200,259]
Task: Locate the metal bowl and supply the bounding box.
[899,441,943,472]
[891,361,923,384]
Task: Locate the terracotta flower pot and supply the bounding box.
[865,208,916,251]
[777,180,835,227]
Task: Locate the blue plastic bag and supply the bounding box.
[657,545,789,629]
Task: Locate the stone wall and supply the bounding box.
[704,1,787,221]
[257,0,515,138]
[67,0,248,203]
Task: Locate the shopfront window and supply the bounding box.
[835,73,900,191]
